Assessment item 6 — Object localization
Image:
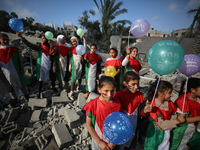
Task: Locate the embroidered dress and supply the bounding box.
[113,90,145,149]
[0,45,30,97]
[144,100,177,150]
[83,97,123,150]
[84,53,102,92]
[170,93,200,150]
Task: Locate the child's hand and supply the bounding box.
[126,47,131,54]
[144,104,152,113]
[48,40,53,47]
[98,140,111,150]
[16,32,22,37]
[69,68,71,72]
[108,142,115,149]
[177,114,186,123]
[154,123,165,131]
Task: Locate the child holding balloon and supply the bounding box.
[113,71,152,150]
[143,80,186,150]
[0,33,30,104]
[122,47,141,74]
[83,76,124,150]
[105,47,122,91]
[68,35,86,100]
[83,44,102,99]
[170,77,200,149]
[17,32,54,99]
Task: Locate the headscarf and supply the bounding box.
[57,35,66,46]
[70,36,79,45]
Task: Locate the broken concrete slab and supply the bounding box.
[86,92,100,103]
[77,92,86,108]
[64,109,80,129]
[28,98,48,108]
[30,110,42,122]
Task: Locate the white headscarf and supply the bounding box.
[57,35,68,47]
[70,36,79,45]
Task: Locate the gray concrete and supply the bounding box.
[64,109,80,129]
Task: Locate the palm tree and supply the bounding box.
[93,0,131,40]
[187,6,200,54]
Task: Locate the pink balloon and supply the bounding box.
[178,54,200,77]
[129,19,150,37]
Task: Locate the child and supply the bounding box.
[170,78,200,149]
[113,71,152,149]
[105,47,122,91]
[17,32,53,99]
[0,33,30,104]
[52,35,71,92]
[122,47,141,74]
[83,76,124,150]
[68,36,86,100]
[83,44,102,99]
[143,80,186,150]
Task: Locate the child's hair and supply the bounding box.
[110,47,118,55]
[187,78,200,92]
[98,76,116,89]
[0,33,9,45]
[147,80,172,101]
[129,47,138,54]
[90,43,97,49]
[121,71,140,89]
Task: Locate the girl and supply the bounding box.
[143,80,186,150]
[52,35,71,92]
[170,78,200,149]
[113,71,152,150]
[104,47,122,91]
[0,33,30,104]
[17,32,54,99]
[122,47,141,74]
[68,36,86,100]
[83,76,124,150]
[83,44,102,99]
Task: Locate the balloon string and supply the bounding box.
[181,77,188,114]
[128,32,130,48]
[150,75,161,106]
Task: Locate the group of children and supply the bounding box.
[1,32,200,150]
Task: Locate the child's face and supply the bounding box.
[90,46,96,54]
[41,36,47,44]
[98,84,115,102]
[0,36,9,46]
[130,48,138,58]
[109,49,117,58]
[193,87,200,97]
[71,39,77,46]
[163,89,173,101]
[61,37,66,44]
[124,79,139,93]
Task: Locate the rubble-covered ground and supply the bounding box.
[0,32,200,150]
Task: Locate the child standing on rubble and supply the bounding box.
[122,47,141,74]
[83,76,123,150]
[17,32,55,99]
[0,33,30,105]
[170,78,200,149]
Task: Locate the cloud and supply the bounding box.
[2,0,38,18]
[168,2,180,12]
[152,15,159,20]
[187,0,200,8]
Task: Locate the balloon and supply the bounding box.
[178,54,200,77]
[76,28,84,36]
[105,66,116,77]
[8,18,24,32]
[76,45,86,55]
[198,53,200,58]
[103,112,133,145]
[148,40,184,75]
[45,31,54,40]
[129,19,150,37]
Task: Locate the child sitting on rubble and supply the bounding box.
[16,32,56,99]
[0,33,30,105]
[83,76,124,150]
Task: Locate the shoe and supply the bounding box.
[83,93,89,99]
[76,86,81,92]
[68,92,74,100]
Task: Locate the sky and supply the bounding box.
[1,0,200,33]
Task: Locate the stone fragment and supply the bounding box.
[35,134,48,150]
[28,98,48,108]
[77,92,86,108]
[64,109,80,129]
[31,110,42,122]
[1,122,22,134]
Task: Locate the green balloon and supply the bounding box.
[77,28,84,36]
[45,31,54,40]
[148,40,184,75]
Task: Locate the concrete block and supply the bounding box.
[28,98,48,108]
[35,134,48,150]
[77,93,86,108]
[44,139,59,150]
[0,111,9,124]
[64,109,80,129]
[6,108,21,123]
[34,127,46,137]
[33,122,42,128]
[31,110,42,122]
[139,68,149,76]
[86,92,100,103]
[1,122,22,134]
[51,124,73,149]
[52,97,70,106]
[42,90,53,98]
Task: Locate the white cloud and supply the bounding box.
[187,0,200,8]
[168,2,178,11]
[93,6,99,14]
[2,0,38,18]
[152,15,159,20]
